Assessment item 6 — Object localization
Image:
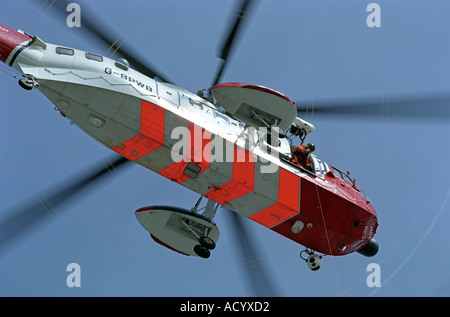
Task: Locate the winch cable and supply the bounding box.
[315,184,342,296]
[369,186,450,297]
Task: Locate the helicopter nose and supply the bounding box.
[0,24,33,65]
[357,238,379,257]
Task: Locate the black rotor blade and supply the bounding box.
[34,0,172,83]
[0,155,131,253]
[295,93,450,121]
[211,0,258,87]
[224,208,280,296]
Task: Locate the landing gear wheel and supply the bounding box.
[199,236,216,250]
[194,245,211,258]
[18,78,34,90]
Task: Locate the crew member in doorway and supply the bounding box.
[291,143,315,172]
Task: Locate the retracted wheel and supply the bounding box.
[18,78,34,90]
[194,245,211,258]
[199,236,216,250]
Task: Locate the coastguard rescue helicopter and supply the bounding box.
[0,0,381,272]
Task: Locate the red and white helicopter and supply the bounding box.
[0,0,381,274]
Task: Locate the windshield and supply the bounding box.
[331,166,354,185]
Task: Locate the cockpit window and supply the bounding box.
[85,52,103,62]
[342,172,353,184]
[56,47,74,56]
[214,110,229,124]
[189,98,204,110]
[332,166,354,184]
[332,167,342,178]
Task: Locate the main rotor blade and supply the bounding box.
[0,156,130,253]
[224,208,280,296]
[34,0,173,83]
[211,0,258,87]
[295,93,450,121]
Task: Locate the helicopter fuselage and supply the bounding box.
[1,24,378,257]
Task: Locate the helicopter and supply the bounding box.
[0,0,381,273]
[3,1,450,288]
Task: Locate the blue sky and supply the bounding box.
[1,0,449,297]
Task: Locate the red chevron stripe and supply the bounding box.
[205,144,255,204]
[249,168,300,227]
[158,123,211,183]
[113,100,165,160]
